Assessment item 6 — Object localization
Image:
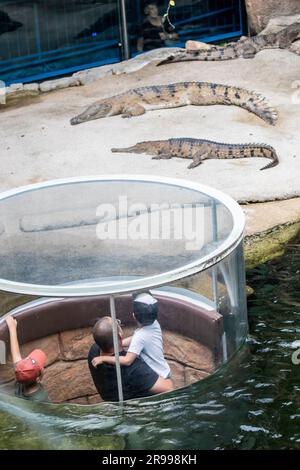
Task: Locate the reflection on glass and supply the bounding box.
[0,9,22,36]
[0,1,121,83]
[129,0,243,54]
[0,0,243,84]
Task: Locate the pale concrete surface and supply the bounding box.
[243,198,300,237]
[0,49,299,205]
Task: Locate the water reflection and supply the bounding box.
[0,10,22,36]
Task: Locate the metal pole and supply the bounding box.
[119,0,130,61]
[110,295,124,403]
[211,201,219,310]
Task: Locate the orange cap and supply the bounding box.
[15,349,46,383]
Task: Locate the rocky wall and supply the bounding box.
[0,326,214,404]
[245,0,300,33]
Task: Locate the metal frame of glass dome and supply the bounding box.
[0,176,246,403]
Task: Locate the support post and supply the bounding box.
[211,201,219,311]
[119,0,130,61]
[110,295,124,403]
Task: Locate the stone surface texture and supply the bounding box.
[245,1,300,33]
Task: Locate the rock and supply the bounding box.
[43,360,96,403]
[73,64,114,86]
[73,47,183,85]
[60,325,134,361]
[246,285,255,297]
[184,368,210,384]
[0,380,15,394]
[245,1,300,33]
[5,82,39,103]
[245,221,300,270]
[168,360,185,389]
[66,396,89,405]
[87,394,103,405]
[60,328,93,361]
[259,14,300,35]
[21,334,60,366]
[163,331,214,373]
[185,40,213,52]
[24,83,39,93]
[39,76,81,93]
[0,364,15,384]
[290,39,300,55]
[7,83,23,93]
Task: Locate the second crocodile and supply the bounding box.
[158,22,300,65]
[111,138,279,170]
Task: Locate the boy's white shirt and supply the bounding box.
[128,320,171,379]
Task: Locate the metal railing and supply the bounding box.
[0,0,245,84]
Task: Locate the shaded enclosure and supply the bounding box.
[0,0,245,84]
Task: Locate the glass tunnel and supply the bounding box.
[0,176,247,404]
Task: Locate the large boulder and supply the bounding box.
[245,1,300,34]
[258,14,300,35]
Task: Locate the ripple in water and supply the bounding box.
[0,243,299,449]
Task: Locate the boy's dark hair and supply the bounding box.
[133,292,158,326]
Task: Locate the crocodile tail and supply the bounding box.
[260,146,279,170]
[157,45,239,65]
[233,88,278,125]
[158,52,202,66]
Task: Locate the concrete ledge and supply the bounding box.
[245,221,300,269]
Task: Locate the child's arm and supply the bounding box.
[122,336,133,348]
[5,316,22,364]
[92,352,137,368]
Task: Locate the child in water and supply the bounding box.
[92,293,172,381]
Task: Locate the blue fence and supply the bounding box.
[0,1,245,85]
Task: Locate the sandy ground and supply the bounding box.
[0,49,299,205]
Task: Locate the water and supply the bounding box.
[0,243,299,450]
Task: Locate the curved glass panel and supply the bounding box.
[0,176,244,296]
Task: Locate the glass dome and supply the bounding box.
[0,176,244,297]
[0,176,248,403]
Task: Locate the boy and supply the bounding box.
[92,293,172,381]
[5,315,50,403]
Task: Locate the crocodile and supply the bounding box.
[158,22,300,65]
[111,138,279,170]
[70,82,277,126]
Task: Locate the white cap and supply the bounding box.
[134,293,157,305]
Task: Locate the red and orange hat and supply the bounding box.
[15,349,46,383]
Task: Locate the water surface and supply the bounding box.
[0,243,299,450]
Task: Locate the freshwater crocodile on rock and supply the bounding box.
[70,82,277,126]
[111,138,279,170]
[158,22,300,65]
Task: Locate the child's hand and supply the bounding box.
[5,316,17,330]
[92,356,104,368]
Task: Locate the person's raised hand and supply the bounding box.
[92,356,104,368]
[5,315,17,330]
